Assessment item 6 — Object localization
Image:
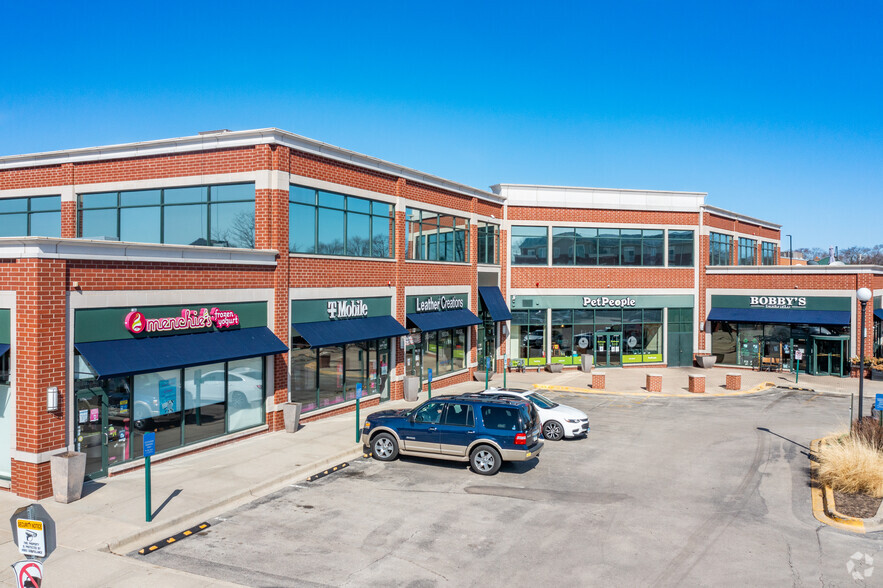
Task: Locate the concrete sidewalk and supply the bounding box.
[0,365,876,586]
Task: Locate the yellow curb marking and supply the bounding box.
[534,382,775,398]
[809,437,866,533]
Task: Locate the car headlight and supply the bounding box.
[364,421,371,429]
[565,418,583,423]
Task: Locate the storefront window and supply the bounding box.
[405,207,469,262]
[133,369,183,456]
[668,230,694,266]
[453,328,466,371]
[184,362,227,444]
[0,349,11,479]
[510,309,547,366]
[643,309,663,361]
[227,357,264,431]
[550,310,573,363]
[318,346,345,408]
[437,329,453,373]
[622,310,643,362]
[290,337,318,411]
[511,226,548,265]
[573,309,594,358]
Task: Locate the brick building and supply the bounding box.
[0,128,879,498]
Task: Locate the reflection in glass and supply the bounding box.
[317,208,345,254]
[164,204,208,245]
[211,200,254,248]
[184,363,227,443]
[227,357,264,431]
[121,207,160,243]
[290,202,316,253]
[133,369,182,456]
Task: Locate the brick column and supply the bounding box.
[11,259,67,499]
[689,374,705,394]
[646,373,662,392]
[726,373,741,390]
[392,178,407,401]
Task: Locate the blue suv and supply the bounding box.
[362,394,543,475]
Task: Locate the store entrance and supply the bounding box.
[811,335,848,377]
[76,379,132,480]
[595,332,622,367]
[478,320,497,375]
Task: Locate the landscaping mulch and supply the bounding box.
[833,491,883,519]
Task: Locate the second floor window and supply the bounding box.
[761,242,777,265]
[405,208,469,262]
[708,232,732,265]
[289,186,394,257]
[79,184,255,247]
[668,230,694,266]
[0,196,61,238]
[511,226,548,265]
[738,237,757,265]
[477,221,499,264]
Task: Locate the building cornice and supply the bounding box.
[702,205,781,231]
[0,128,503,204]
[0,237,278,265]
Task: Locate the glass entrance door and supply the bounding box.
[76,388,108,480]
[594,333,623,367]
[478,319,496,374]
[812,336,847,377]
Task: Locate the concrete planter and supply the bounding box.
[696,355,717,369]
[50,451,86,504]
[404,376,420,402]
[545,363,563,373]
[282,402,302,433]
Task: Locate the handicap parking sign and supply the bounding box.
[875,394,883,411]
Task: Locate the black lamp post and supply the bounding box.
[786,234,792,265]
[857,287,872,420]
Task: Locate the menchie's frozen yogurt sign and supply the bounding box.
[124,307,240,334]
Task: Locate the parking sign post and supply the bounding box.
[485,356,491,390]
[355,383,362,443]
[143,432,156,522]
[427,369,432,400]
[503,354,507,388]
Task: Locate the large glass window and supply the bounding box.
[510,310,546,366]
[551,310,573,361]
[709,232,732,266]
[738,237,757,265]
[227,357,264,431]
[477,221,499,265]
[133,369,183,456]
[761,242,777,265]
[511,226,548,265]
[668,230,694,266]
[289,187,394,258]
[0,196,61,237]
[78,184,254,247]
[405,207,469,262]
[184,362,227,444]
[598,229,620,266]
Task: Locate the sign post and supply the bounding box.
[143,432,156,522]
[485,356,491,390]
[427,369,432,400]
[503,354,507,388]
[876,394,883,427]
[794,348,804,384]
[10,502,56,587]
[355,383,362,443]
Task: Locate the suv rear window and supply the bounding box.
[480,406,524,431]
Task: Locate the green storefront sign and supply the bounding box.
[0,309,9,345]
[711,294,851,311]
[75,301,268,343]
[291,297,392,323]
[406,294,468,314]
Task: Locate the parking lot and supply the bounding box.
[137,388,883,586]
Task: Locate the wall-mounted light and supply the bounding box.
[47,386,59,412]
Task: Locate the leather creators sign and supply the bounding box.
[124,307,240,334]
[326,299,369,320]
[583,296,637,308]
[415,296,465,313]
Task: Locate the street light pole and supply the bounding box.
[857,287,872,420]
[786,234,792,266]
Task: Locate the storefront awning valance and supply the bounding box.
[74,327,289,379]
[0,344,8,358]
[406,309,482,332]
[875,309,883,321]
[707,308,850,326]
[478,287,512,322]
[292,316,408,348]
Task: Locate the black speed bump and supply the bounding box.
[305,462,349,482]
[138,522,210,555]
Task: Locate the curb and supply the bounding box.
[533,381,777,398]
[104,444,366,555]
[809,437,883,533]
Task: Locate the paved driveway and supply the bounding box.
[136,388,883,586]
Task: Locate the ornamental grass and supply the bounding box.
[818,419,883,497]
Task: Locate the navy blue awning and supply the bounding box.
[407,309,482,332]
[74,327,288,379]
[875,309,883,321]
[478,287,513,322]
[707,307,850,325]
[0,343,8,358]
[292,315,408,348]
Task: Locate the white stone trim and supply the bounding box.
[0,187,64,198]
[705,266,883,275]
[0,237,278,265]
[508,288,695,296]
[494,183,705,212]
[68,288,275,310]
[289,287,395,300]
[256,170,289,192]
[0,291,16,462]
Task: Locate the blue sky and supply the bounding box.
[2,1,881,248]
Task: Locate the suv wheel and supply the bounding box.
[371,433,399,462]
[470,445,502,475]
[543,420,564,441]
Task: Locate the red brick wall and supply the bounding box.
[508,207,699,225]
[512,267,694,289]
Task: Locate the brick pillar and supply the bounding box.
[393,178,407,401]
[12,259,67,499]
[689,374,705,394]
[592,372,605,390]
[499,225,509,371]
[646,373,662,392]
[726,373,741,390]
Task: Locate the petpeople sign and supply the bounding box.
[327,299,369,320]
[125,307,240,335]
[583,296,636,308]
[415,295,465,313]
[749,296,807,309]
